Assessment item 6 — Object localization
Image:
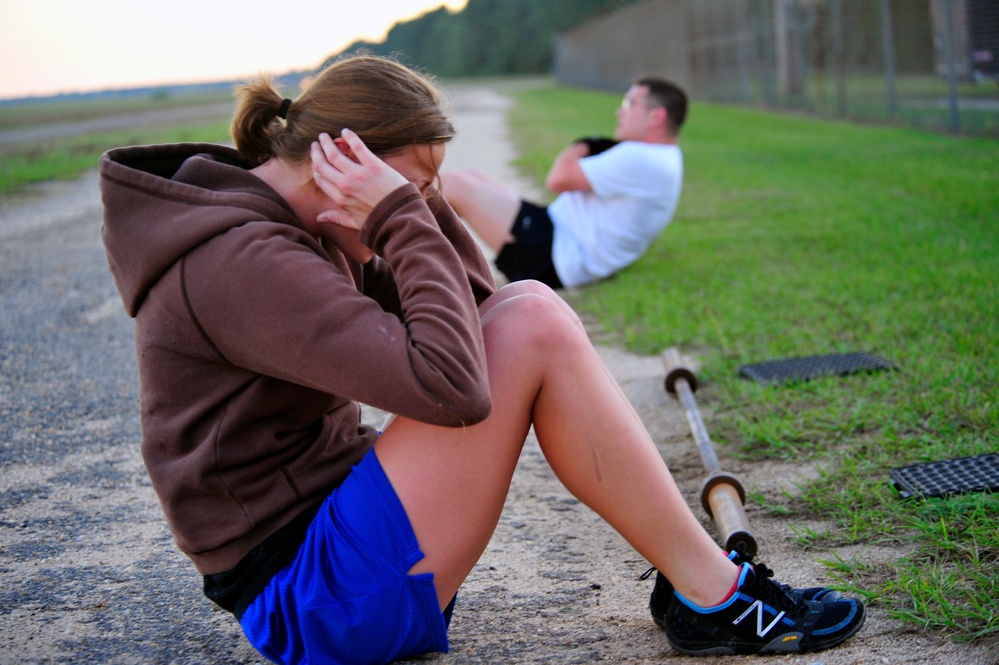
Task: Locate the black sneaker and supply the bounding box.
[663,562,864,655]
[644,551,841,629]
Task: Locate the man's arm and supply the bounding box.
[545,142,593,193]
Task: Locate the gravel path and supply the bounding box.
[1,83,993,664]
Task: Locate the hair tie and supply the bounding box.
[277,98,292,120]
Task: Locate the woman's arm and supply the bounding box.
[358,193,494,313]
[427,191,495,305]
[186,132,492,427]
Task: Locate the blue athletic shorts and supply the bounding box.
[239,448,449,665]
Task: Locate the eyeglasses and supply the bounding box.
[620,96,663,113]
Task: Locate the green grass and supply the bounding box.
[0,89,245,194]
[0,117,231,195]
[510,86,999,642]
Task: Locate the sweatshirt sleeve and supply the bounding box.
[426,190,496,305]
[358,190,494,314]
[183,184,492,427]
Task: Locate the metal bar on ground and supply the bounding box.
[662,348,757,556]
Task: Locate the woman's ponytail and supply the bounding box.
[231,78,288,167]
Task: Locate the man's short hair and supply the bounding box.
[634,77,688,136]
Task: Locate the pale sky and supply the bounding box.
[0,0,468,100]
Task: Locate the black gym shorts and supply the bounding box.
[494,200,563,288]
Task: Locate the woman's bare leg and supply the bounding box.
[375,281,738,611]
[439,168,522,252]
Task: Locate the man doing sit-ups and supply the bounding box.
[441,77,686,289]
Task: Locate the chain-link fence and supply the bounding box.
[555,0,999,137]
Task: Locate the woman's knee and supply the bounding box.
[482,280,562,309]
[480,285,585,355]
[481,280,579,323]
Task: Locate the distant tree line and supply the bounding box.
[324,0,636,77]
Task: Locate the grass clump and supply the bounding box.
[509,85,998,642]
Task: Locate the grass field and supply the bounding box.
[712,72,999,137]
[0,91,234,195]
[510,86,998,641]
[0,90,234,131]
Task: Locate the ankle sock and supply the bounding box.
[716,564,745,604]
[678,563,750,610]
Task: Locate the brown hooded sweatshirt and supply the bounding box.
[100,143,495,588]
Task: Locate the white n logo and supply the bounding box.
[733,600,786,637]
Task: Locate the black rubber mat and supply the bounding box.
[890,453,999,499]
[738,352,895,384]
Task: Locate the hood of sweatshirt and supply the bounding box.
[100,143,303,317]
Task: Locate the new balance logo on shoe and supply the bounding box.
[732,599,785,637]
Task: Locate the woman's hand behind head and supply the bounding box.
[311,129,408,232]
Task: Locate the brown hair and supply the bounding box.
[231,53,455,167]
[634,77,688,136]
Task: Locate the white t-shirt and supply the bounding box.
[549,141,683,288]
